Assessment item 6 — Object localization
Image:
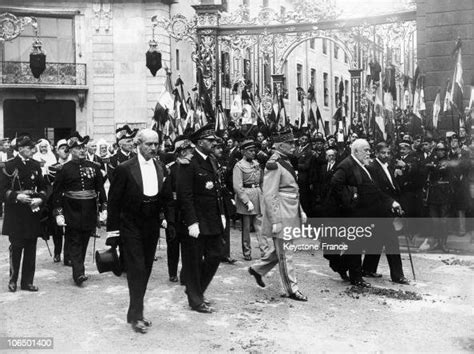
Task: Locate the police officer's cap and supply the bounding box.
[190,124,218,143]
[241,139,256,150]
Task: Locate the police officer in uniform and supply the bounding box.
[248,130,308,301]
[52,132,107,286]
[0,134,47,292]
[233,139,269,260]
[177,124,226,313]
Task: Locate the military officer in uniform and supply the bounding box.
[177,124,226,313]
[0,134,47,292]
[233,139,269,261]
[46,139,71,264]
[248,130,308,302]
[52,132,107,286]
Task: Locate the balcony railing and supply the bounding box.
[1,61,86,86]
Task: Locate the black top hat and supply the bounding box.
[14,133,36,150]
[116,125,138,142]
[67,132,90,149]
[271,129,296,144]
[190,124,217,143]
[240,139,256,150]
[95,247,122,276]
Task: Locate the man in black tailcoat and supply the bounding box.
[0,134,47,292]
[177,124,226,313]
[107,129,166,334]
[330,139,402,287]
[52,132,107,286]
[362,142,409,284]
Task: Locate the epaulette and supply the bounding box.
[265,156,278,170]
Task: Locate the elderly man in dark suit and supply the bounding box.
[0,134,47,292]
[107,128,166,334]
[330,139,402,287]
[177,124,226,314]
[362,142,409,284]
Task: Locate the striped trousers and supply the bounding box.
[251,238,298,295]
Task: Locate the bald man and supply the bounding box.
[107,129,167,334]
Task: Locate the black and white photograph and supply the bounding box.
[0,0,473,352]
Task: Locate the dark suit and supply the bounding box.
[295,144,314,214]
[107,150,136,184]
[362,159,405,281]
[107,156,165,323]
[177,151,225,309]
[0,156,47,287]
[330,156,394,282]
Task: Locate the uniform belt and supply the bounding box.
[64,190,97,199]
[243,183,259,188]
[143,195,159,203]
[279,191,298,199]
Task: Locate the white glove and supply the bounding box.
[188,223,200,238]
[221,215,227,229]
[30,198,42,213]
[231,199,236,206]
[56,215,66,227]
[246,201,255,212]
[161,219,168,229]
[301,211,307,224]
[107,230,120,238]
[391,201,403,215]
[99,210,107,222]
[272,223,283,234]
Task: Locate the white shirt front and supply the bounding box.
[376,158,395,189]
[138,152,158,196]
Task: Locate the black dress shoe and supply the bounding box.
[131,320,148,334]
[53,255,61,263]
[21,284,39,292]
[248,267,265,288]
[169,276,179,282]
[142,318,152,327]
[351,279,371,288]
[8,282,17,292]
[192,303,213,314]
[338,271,350,281]
[288,290,308,302]
[392,277,410,285]
[221,257,237,264]
[75,275,87,286]
[362,271,382,278]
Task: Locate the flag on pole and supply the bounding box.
[450,39,464,114]
[279,95,287,129]
[433,91,441,129]
[374,82,386,140]
[443,80,452,112]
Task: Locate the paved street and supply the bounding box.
[1,226,473,352]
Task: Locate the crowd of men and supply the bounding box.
[1,121,472,333]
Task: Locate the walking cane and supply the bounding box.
[404,234,416,281]
[44,239,52,257]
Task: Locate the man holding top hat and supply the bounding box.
[0,134,47,292]
[106,128,166,333]
[233,139,269,261]
[177,124,227,313]
[248,130,308,302]
[51,132,107,286]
